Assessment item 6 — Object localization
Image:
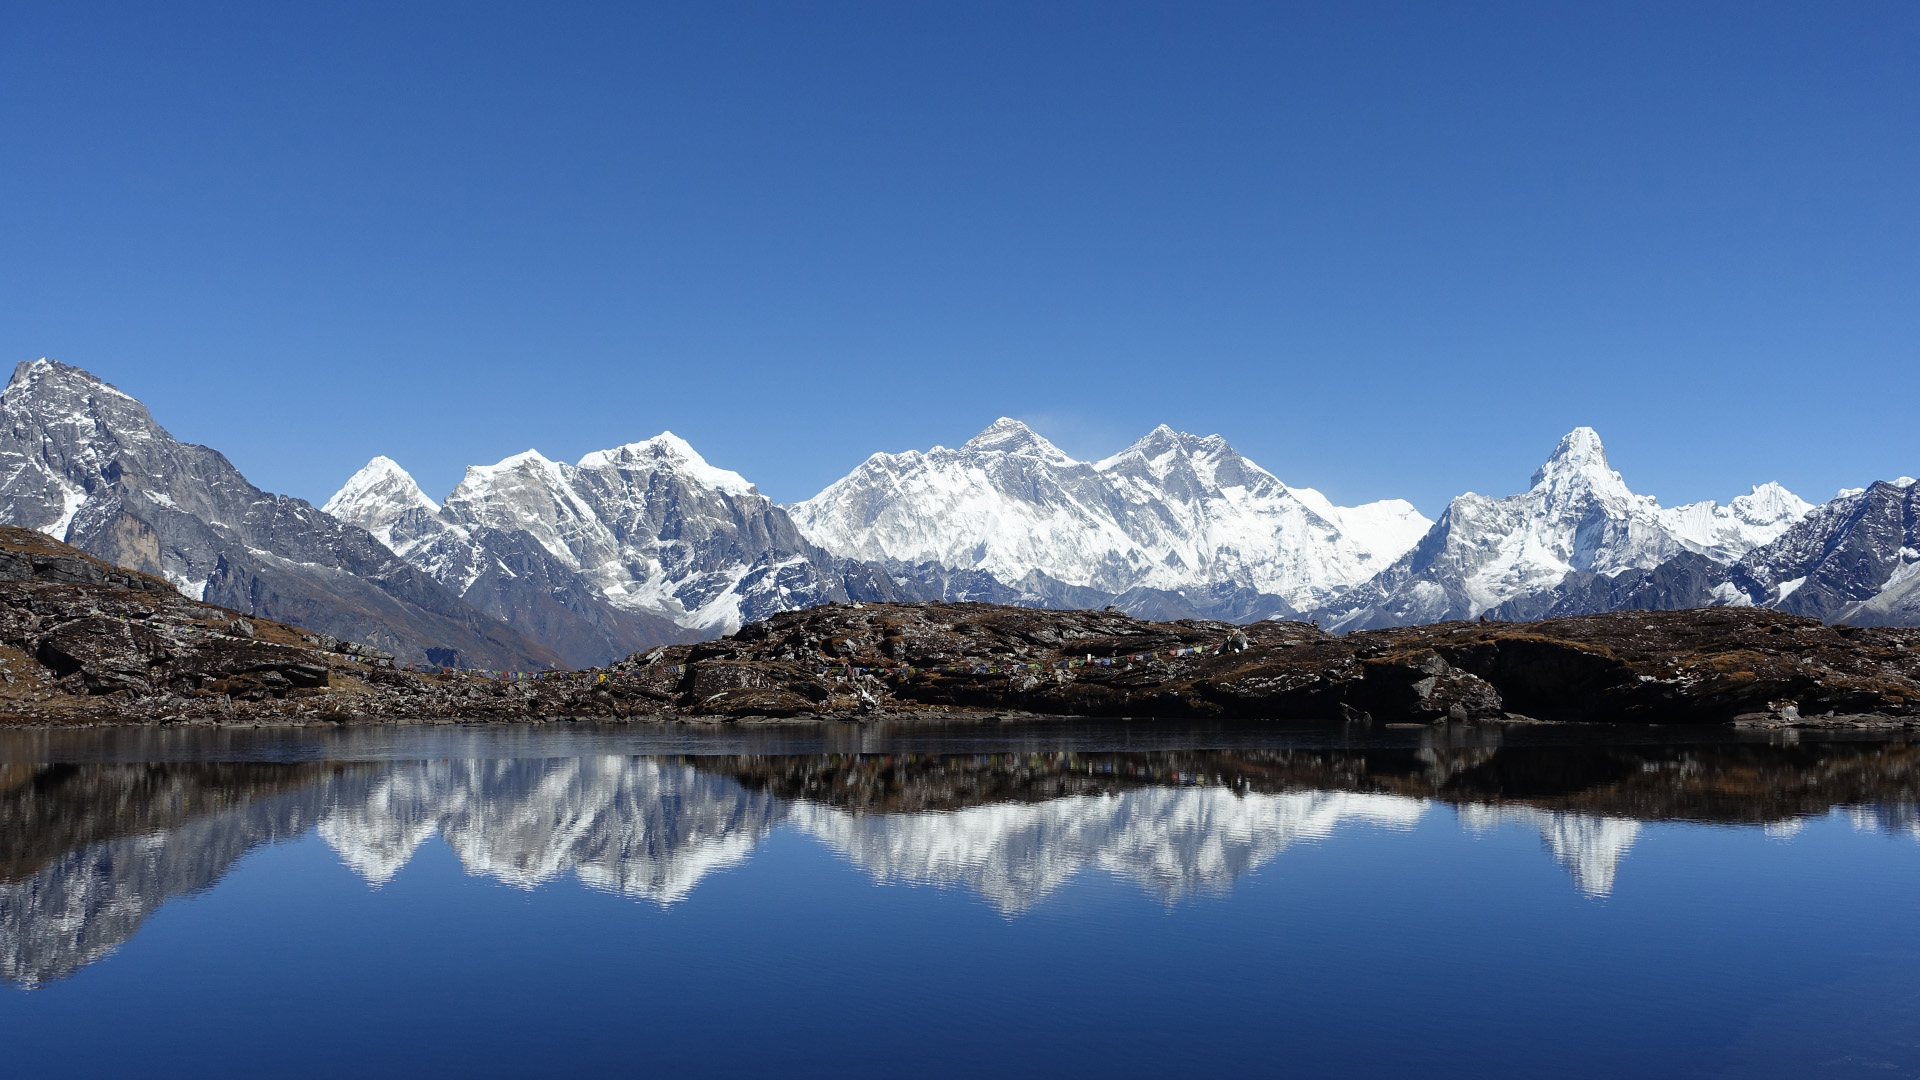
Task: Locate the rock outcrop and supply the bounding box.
[0,521,1914,728]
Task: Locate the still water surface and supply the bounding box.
[3,721,1918,1078]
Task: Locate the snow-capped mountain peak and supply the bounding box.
[1314,427,1813,629]
[326,430,919,661]
[961,417,1074,463]
[1528,426,1636,504]
[576,432,756,496]
[324,456,438,516]
[321,456,443,554]
[790,419,1434,615]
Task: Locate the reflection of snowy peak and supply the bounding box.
[789,419,1431,616]
[0,766,353,988]
[317,758,1430,912]
[5,752,1703,987]
[326,437,920,666]
[1459,804,1642,897]
[1316,428,1811,629]
[794,788,1427,913]
[318,758,787,904]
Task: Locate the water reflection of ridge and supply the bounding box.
[0,762,361,988]
[318,758,785,904]
[312,758,1425,912]
[790,789,1424,913]
[13,739,1920,987]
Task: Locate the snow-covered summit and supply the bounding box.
[1315,427,1812,629]
[322,457,441,552]
[961,417,1076,463]
[325,432,912,663]
[1656,481,1814,564]
[1529,426,1636,506]
[789,419,1432,614]
[576,432,756,496]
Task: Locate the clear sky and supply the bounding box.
[3,2,1916,516]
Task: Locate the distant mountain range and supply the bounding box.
[3,358,1915,666]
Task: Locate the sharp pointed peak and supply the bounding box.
[1530,427,1622,491]
[324,455,438,516]
[1731,481,1812,513]
[1549,426,1608,463]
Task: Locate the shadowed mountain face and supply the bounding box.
[0,360,557,670]
[7,734,1920,985]
[0,760,364,987]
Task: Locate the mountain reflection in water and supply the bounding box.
[5,730,1920,987]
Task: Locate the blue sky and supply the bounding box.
[2,2,1915,515]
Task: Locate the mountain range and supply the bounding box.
[4,358,1915,667]
[0,360,556,669]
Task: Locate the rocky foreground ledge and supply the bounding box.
[0,526,1914,729]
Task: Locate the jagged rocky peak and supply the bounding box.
[1098,425,1249,486]
[437,450,585,553]
[1729,474,1920,625]
[324,429,904,658]
[1730,481,1813,523]
[0,359,169,539]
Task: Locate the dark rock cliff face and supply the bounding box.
[1730,480,1920,625]
[0,360,556,670]
[1499,551,1734,620]
[622,602,1919,727]
[451,526,700,667]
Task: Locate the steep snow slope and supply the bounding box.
[1656,482,1813,563]
[788,418,1430,616]
[1316,428,1811,629]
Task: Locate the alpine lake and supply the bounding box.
[4,718,1918,1079]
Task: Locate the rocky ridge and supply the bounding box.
[326,438,930,667]
[0,360,556,670]
[1310,428,1813,630]
[1,524,1914,729]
